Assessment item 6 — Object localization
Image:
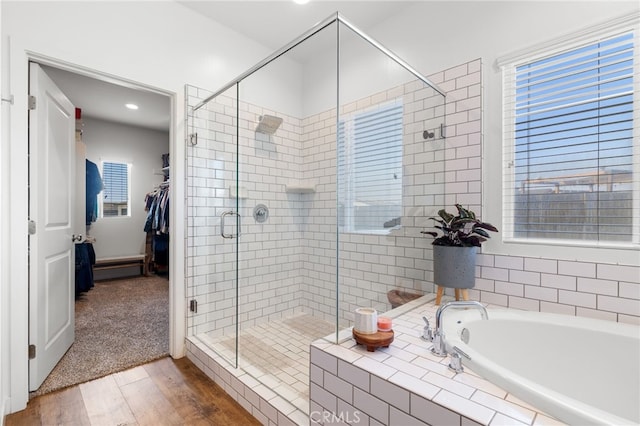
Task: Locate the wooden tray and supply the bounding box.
[352,329,394,352]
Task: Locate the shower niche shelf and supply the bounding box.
[229,185,248,199]
[285,183,316,194]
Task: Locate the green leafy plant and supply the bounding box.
[421,204,498,247]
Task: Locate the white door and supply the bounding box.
[28,62,77,391]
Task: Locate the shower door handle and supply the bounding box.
[220,210,241,239]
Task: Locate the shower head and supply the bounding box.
[256,114,283,135]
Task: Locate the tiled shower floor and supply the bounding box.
[203,313,336,414]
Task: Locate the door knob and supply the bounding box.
[72,234,83,242]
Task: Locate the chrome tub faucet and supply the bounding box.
[428,300,488,357]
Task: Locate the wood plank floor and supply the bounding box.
[5,357,261,426]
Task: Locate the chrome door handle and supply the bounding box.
[72,234,83,242]
[221,211,241,239]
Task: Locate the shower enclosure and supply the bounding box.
[186,13,446,418]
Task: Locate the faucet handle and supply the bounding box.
[448,352,464,373]
[423,327,434,341]
[422,317,434,341]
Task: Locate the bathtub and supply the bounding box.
[441,308,640,425]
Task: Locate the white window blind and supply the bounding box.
[338,100,403,233]
[503,29,638,244]
[102,161,130,217]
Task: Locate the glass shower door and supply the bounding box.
[214,84,241,369]
[186,83,240,368]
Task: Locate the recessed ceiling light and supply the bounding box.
[293,0,309,4]
[125,103,139,110]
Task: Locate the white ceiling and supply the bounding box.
[42,1,416,132]
[42,65,172,132]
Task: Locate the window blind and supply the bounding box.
[102,162,129,217]
[503,30,637,243]
[338,100,403,232]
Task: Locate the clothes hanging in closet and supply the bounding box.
[144,185,169,272]
[86,159,103,225]
[144,185,169,234]
[78,159,101,294]
[75,242,95,296]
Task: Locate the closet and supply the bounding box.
[144,154,170,275]
[76,108,98,296]
[78,115,170,281]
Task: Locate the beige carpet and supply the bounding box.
[31,275,169,397]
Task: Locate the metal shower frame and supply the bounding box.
[193,11,446,112]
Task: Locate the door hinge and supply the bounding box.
[28,220,36,235]
[28,95,36,110]
[189,299,198,313]
[29,344,36,359]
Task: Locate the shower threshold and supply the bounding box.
[188,312,336,424]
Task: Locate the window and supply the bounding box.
[101,161,130,217]
[338,100,403,233]
[502,26,638,246]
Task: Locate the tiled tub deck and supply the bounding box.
[310,297,566,426]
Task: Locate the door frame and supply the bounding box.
[5,45,184,413]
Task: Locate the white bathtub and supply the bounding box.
[441,308,640,425]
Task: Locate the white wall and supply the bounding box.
[83,117,169,259]
[256,1,639,320]
[302,2,639,141]
[300,2,639,281]
[368,2,638,320]
[363,1,639,264]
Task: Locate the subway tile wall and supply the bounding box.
[432,59,640,325]
[186,86,308,337]
[185,76,447,337]
[186,57,639,343]
[299,79,447,328]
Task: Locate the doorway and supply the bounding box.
[28,62,172,396]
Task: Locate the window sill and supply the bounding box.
[483,238,639,266]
